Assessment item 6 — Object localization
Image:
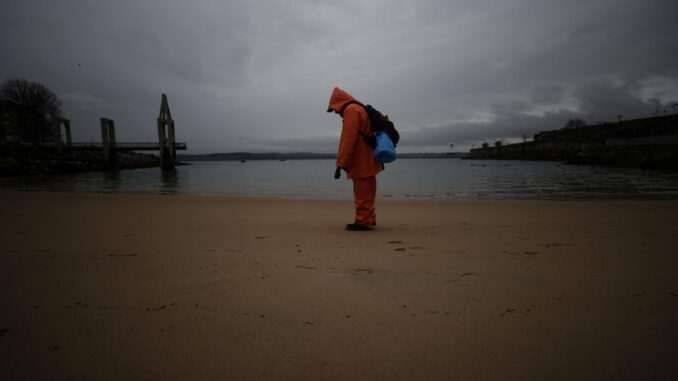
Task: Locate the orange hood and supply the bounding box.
[326,87,361,115]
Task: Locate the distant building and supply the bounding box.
[466,114,678,169]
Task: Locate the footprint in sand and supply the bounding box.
[65,302,88,309]
[545,243,572,248]
[108,253,139,258]
[355,268,374,274]
[446,272,478,288]
[446,249,465,256]
[147,302,176,312]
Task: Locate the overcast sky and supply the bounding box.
[2,0,677,153]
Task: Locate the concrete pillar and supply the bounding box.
[108,119,117,167]
[55,120,64,154]
[54,118,72,154]
[100,118,117,168]
[157,118,168,168]
[168,120,176,161]
[108,120,116,146]
[64,119,72,146]
[157,94,175,169]
[100,118,109,163]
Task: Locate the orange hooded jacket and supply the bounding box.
[327,87,382,180]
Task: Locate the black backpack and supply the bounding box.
[344,101,400,148]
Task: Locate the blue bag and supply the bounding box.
[373,131,397,163]
[347,101,400,166]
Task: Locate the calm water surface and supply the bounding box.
[2,159,678,200]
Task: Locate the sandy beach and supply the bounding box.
[1,190,677,380]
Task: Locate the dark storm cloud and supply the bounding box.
[1,0,677,153]
[386,0,678,150]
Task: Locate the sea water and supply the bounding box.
[2,159,678,200]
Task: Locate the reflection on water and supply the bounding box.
[102,171,121,192]
[160,169,179,195]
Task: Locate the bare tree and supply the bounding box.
[562,118,586,129]
[0,78,63,144]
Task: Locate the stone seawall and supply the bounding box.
[0,146,162,176]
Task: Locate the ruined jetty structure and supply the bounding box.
[465,114,678,170]
[96,94,184,169]
[0,94,187,175]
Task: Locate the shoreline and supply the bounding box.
[3,187,678,202]
[2,191,678,379]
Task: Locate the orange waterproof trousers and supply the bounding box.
[352,175,377,227]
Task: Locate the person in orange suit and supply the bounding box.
[327,87,382,231]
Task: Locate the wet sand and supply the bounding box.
[1,191,678,380]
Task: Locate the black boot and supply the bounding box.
[345,222,372,231]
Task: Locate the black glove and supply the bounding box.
[334,166,348,179]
